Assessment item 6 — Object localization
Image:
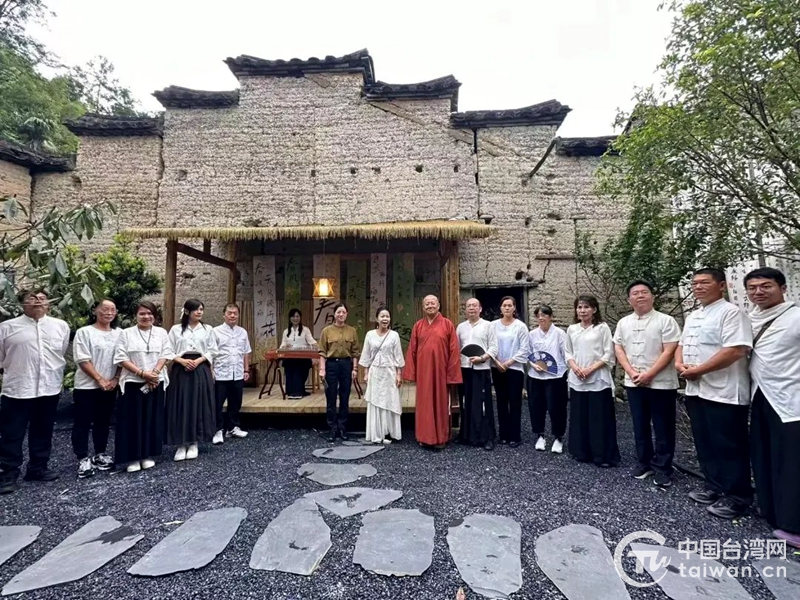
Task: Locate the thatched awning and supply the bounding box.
[120,220,494,242]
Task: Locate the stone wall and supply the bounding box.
[0,160,31,204]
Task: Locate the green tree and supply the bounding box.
[1,197,115,329]
[67,55,145,117]
[0,0,52,64]
[598,0,800,268]
[92,237,161,326]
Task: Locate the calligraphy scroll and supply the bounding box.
[369,253,387,320]
[346,260,368,344]
[284,256,302,315]
[253,256,277,354]
[392,253,415,350]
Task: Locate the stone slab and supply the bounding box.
[128,507,246,577]
[353,509,434,576]
[312,446,384,461]
[0,527,41,567]
[304,487,402,518]
[2,517,142,596]
[536,524,630,600]
[630,543,752,600]
[298,462,377,486]
[250,498,332,576]
[753,558,800,600]
[447,514,522,599]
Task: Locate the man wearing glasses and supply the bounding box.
[0,291,70,494]
[676,268,753,519]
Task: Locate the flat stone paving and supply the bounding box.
[303,487,403,518]
[352,508,434,577]
[0,527,40,569]
[297,463,377,486]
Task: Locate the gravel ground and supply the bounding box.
[0,401,795,600]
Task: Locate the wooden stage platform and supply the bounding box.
[241,383,417,414]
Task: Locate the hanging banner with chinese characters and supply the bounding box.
[253,256,278,354]
[346,260,368,344]
[392,253,415,350]
[369,253,387,321]
[284,256,302,315]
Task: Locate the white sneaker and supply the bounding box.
[77,457,95,479]
[227,426,248,439]
[535,436,547,451]
[174,446,187,462]
[141,458,155,469]
[212,430,224,445]
[551,439,564,454]
[126,461,142,473]
[186,443,199,460]
[382,439,392,445]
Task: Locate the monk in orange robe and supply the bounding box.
[403,295,462,447]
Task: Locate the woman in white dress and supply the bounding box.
[280,308,317,399]
[360,307,405,444]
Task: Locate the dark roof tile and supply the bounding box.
[65,114,163,137]
[556,135,617,157]
[153,86,239,109]
[363,75,461,111]
[0,139,74,172]
[225,49,375,81]
[451,99,572,129]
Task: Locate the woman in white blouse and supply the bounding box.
[527,305,569,454]
[360,307,405,444]
[491,296,531,448]
[72,299,122,479]
[166,299,218,462]
[565,295,620,467]
[280,308,317,399]
[114,301,175,473]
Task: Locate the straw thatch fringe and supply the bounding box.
[119,220,494,242]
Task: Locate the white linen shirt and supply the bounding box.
[279,326,317,350]
[492,319,530,373]
[114,326,174,389]
[213,324,252,381]
[613,310,681,389]
[456,318,498,371]
[749,304,800,422]
[527,326,568,379]
[679,298,752,405]
[0,315,70,398]
[73,326,123,390]
[565,322,615,392]
[168,323,217,363]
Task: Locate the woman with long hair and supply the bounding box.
[72,298,122,478]
[166,299,218,461]
[318,303,360,442]
[491,296,530,447]
[565,294,620,467]
[113,301,174,472]
[360,306,405,444]
[280,308,317,399]
[527,304,569,454]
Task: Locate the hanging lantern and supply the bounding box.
[313,277,336,299]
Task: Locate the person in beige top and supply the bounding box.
[318,303,360,441]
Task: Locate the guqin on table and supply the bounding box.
[259,349,321,399]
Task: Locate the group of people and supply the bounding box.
[0,294,252,493]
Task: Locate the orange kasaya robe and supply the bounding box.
[403,313,463,445]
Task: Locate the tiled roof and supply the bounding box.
[153,86,239,109]
[451,99,572,129]
[0,139,73,172]
[65,114,163,137]
[363,75,461,111]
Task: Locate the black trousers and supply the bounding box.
[325,358,352,431]
[685,395,752,504]
[625,387,677,475]
[458,368,495,446]
[284,359,311,397]
[568,388,620,466]
[215,379,244,432]
[528,374,568,439]
[751,388,800,533]
[0,394,60,481]
[492,368,524,443]
[71,388,117,460]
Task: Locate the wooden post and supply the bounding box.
[439,241,460,325]
[164,239,178,329]
[227,240,237,304]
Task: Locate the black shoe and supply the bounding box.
[326,429,336,442]
[653,472,672,487]
[707,497,750,520]
[688,489,720,505]
[0,479,19,494]
[631,464,655,480]
[483,440,495,451]
[23,469,59,482]
[508,441,520,448]
[339,431,349,442]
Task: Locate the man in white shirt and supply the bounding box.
[456,298,498,450]
[614,280,681,488]
[0,291,70,494]
[212,304,252,444]
[676,268,753,520]
[745,268,800,549]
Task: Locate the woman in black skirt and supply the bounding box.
[279,308,317,399]
[113,301,175,473]
[565,295,620,467]
[166,299,218,462]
